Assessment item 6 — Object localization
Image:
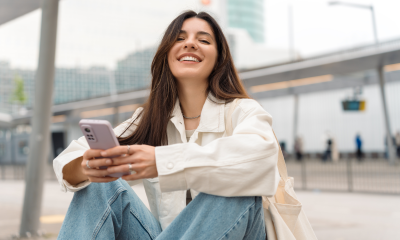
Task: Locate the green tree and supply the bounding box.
[10,75,27,105]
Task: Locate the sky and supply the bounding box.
[266,0,400,56]
[0,0,400,70]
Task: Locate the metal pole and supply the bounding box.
[328,2,379,46]
[370,6,379,45]
[288,4,295,61]
[219,0,228,31]
[19,0,59,237]
[301,159,307,190]
[377,66,396,164]
[293,94,299,156]
[13,165,17,180]
[346,157,353,192]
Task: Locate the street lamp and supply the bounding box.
[288,3,295,61]
[328,1,379,46]
[329,2,398,164]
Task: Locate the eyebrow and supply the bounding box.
[179,30,214,41]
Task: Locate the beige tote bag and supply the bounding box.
[226,99,318,240]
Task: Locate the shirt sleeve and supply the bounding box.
[53,136,91,192]
[155,100,280,197]
[53,108,144,192]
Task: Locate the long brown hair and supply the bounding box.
[118,10,249,146]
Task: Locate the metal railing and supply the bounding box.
[1,158,399,195]
[0,164,57,181]
[286,158,400,194]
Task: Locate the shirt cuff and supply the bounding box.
[53,150,86,192]
[62,179,90,192]
[155,143,187,192]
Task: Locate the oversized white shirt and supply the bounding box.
[53,95,280,230]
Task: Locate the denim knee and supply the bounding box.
[73,179,130,205]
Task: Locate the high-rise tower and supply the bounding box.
[227,0,265,43]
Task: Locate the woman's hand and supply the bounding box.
[81,149,119,183]
[101,145,158,181]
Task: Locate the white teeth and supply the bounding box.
[179,56,200,62]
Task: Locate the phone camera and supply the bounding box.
[84,128,91,133]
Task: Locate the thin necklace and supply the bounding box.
[182,113,201,119]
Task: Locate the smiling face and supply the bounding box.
[168,17,218,84]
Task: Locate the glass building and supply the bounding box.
[0,46,156,114]
[115,47,156,93]
[228,0,265,43]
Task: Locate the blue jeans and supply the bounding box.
[58,179,266,240]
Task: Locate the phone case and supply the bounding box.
[79,119,130,178]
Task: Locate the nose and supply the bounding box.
[184,37,198,50]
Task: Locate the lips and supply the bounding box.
[177,53,202,62]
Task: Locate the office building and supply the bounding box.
[227,0,265,43]
[115,47,156,93]
[0,46,157,115]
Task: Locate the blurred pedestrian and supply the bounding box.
[280,141,288,159]
[396,131,400,158]
[294,136,303,161]
[355,134,363,161]
[322,138,332,162]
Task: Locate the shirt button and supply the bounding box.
[167,162,174,169]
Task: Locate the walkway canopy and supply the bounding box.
[0,0,41,26]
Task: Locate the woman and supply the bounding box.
[54,11,279,239]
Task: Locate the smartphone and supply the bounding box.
[79,119,130,178]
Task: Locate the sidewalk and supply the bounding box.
[1,180,399,240]
[0,181,148,240]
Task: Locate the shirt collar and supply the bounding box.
[170,92,226,134]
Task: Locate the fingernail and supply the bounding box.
[101,151,106,156]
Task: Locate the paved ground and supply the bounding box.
[1,180,399,240]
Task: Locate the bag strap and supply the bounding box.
[226,98,289,181]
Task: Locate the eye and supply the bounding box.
[200,40,210,44]
[177,37,184,41]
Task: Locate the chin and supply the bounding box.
[175,70,203,78]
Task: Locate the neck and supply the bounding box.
[177,79,208,118]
